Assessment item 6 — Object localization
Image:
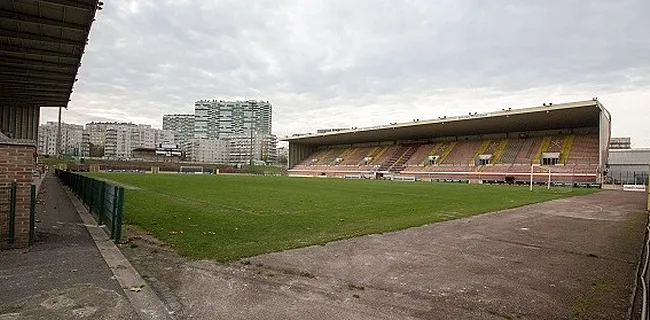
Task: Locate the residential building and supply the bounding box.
[37,121,84,156]
[164,100,276,164]
[193,100,272,139]
[227,133,278,165]
[275,146,289,166]
[85,122,174,159]
[186,138,229,163]
[104,125,136,159]
[162,114,195,150]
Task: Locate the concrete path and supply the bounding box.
[123,190,647,319]
[0,173,138,319]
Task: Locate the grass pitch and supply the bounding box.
[88,173,598,261]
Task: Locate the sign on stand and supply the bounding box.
[623,185,647,192]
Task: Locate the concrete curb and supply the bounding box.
[63,186,175,320]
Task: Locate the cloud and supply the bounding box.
[40,0,650,147]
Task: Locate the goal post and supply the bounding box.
[530,164,574,192]
[179,165,204,174]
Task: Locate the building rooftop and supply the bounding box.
[284,100,609,145]
[0,0,100,108]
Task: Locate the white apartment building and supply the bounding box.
[85,122,174,159]
[227,133,278,165]
[193,100,272,139]
[185,138,229,163]
[38,121,84,156]
[162,114,195,150]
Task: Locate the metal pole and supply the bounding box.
[530,163,534,191]
[547,166,551,190]
[250,101,254,166]
[56,106,62,157]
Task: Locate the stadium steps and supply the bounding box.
[300,149,327,165]
[547,136,564,152]
[405,144,436,166]
[357,147,380,165]
[340,147,374,166]
[440,140,482,165]
[330,147,355,165]
[369,146,390,165]
[470,140,492,166]
[566,134,599,165]
[496,139,521,164]
[377,145,409,171]
[320,148,345,165]
[533,136,552,163]
[491,139,509,163]
[515,137,542,164]
[437,142,457,164]
[389,146,418,172]
[560,135,575,164]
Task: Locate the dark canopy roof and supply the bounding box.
[0,0,100,107]
[284,100,609,146]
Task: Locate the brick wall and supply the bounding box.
[0,142,36,248]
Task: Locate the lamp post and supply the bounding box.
[56,106,62,157]
[250,101,255,166]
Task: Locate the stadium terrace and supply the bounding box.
[284,100,610,184]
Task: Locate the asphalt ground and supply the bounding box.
[121,190,647,319]
[0,173,137,320]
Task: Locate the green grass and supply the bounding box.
[87,173,599,261]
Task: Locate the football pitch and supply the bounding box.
[88,173,599,261]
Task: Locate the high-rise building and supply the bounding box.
[193,100,272,139]
[185,138,229,163]
[227,133,278,165]
[38,122,84,156]
[163,99,276,164]
[162,114,195,150]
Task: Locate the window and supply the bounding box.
[541,152,560,165]
[542,157,559,165]
[476,154,492,166]
[426,155,439,165]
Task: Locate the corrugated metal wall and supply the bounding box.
[0,106,40,140]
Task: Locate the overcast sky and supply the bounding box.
[40,0,650,147]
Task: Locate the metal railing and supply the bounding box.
[55,169,124,242]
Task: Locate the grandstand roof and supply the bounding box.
[0,0,100,108]
[284,100,609,145]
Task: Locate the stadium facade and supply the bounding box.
[285,100,611,184]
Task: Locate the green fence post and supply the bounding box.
[8,181,16,245]
[98,182,105,226]
[29,184,36,246]
[113,187,125,243]
[89,178,94,215]
[111,185,118,239]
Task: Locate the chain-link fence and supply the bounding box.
[604,171,649,186]
[55,169,125,242]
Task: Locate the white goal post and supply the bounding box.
[529,164,575,191]
[179,166,204,174]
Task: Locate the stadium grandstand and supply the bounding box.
[285,100,610,185]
